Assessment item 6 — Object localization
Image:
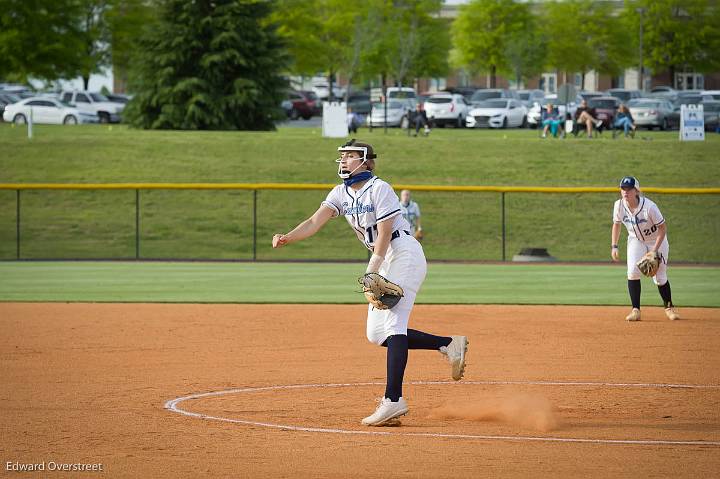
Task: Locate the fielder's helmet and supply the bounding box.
[620,176,640,190]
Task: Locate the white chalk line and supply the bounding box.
[164,380,720,446]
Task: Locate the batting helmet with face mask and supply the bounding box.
[336,139,377,179]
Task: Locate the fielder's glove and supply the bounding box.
[358,273,404,310]
[636,251,660,277]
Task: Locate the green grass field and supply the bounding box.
[1,261,718,307]
[1,123,719,262]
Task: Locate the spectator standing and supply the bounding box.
[541,103,562,138]
[400,190,423,241]
[614,104,637,138]
[574,99,604,138]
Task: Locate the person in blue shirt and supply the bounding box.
[541,103,562,138]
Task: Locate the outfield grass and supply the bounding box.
[0,261,718,307]
[1,124,719,262]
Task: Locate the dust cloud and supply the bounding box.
[428,392,558,432]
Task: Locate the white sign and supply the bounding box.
[322,102,349,138]
[679,104,705,141]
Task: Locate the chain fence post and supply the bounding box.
[135,189,140,259]
[16,189,21,259]
[501,191,506,262]
[252,189,257,261]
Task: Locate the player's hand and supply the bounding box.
[611,247,620,261]
[272,234,288,249]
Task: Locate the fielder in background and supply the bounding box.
[272,139,468,427]
[611,176,680,321]
[399,189,423,242]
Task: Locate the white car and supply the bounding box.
[423,93,470,127]
[311,82,345,100]
[466,98,527,128]
[61,91,124,123]
[2,97,96,125]
[701,90,720,101]
[526,93,579,127]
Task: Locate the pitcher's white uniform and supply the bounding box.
[613,196,669,285]
[322,177,427,345]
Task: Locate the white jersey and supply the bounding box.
[322,177,411,251]
[613,196,666,244]
[400,200,421,235]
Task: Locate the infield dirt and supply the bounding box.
[1,303,719,478]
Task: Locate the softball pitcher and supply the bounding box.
[611,176,680,321]
[272,139,468,426]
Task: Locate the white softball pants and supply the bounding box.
[626,236,670,285]
[366,235,427,345]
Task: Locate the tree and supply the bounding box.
[504,16,546,87]
[451,0,532,88]
[624,0,720,82]
[77,0,112,90]
[106,0,159,93]
[124,0,289,130]
[0,0,85,83]
[542,0,633,86]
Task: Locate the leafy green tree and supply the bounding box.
[77,0,112,90]
[106,0,159,93]
[0,0,85,83]
[542,0,633,85]
[624,0,720,81]
[124,0,289,130]
[451,0,533,88]
[504,15,546,86]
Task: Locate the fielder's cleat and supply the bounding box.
[665,307,680,321]
[440,335,469,380]
[361,397,408,426]
[625,308,641,321]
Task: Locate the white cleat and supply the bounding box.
[626,308,641,321]
[361,397,409,426]
[440,335,469,380]
[665,307,680,321]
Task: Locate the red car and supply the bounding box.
[588,96,621,129]
[283,90,316,120]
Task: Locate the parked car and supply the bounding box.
[605,88,642,103]
[517,89,545,108]
[587,96,621,128]
[702,100,720,131]
[469,88,518,106]
[386,87,416,101]
[282,90,315,120]
[61,91,124,123]
[3,97,96,125]
[627,99,674,130]
[346,92,371,115]
[299,90,321,116]
[104,93,132,104]
[366,99,415,128]
[443,86,478,103]
[578,90,603,102]
[311,81,345,100]
[0,83,34,98]
[526,93,580,127]
[465,98,527,128]
[0,92,22,121]
[649,86,677,101]
[701,90,720,101]
[423,93,471,128]
[666,97,719,131]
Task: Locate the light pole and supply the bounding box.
[637,7,645,91]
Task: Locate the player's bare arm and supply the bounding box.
[651,223,667,253]
[366,219,394,273]
[272,205,335,248]
[611,222,622,261]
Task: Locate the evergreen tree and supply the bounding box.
[124,0,288,130]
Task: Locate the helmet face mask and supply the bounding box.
[336,140,375,179]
